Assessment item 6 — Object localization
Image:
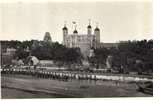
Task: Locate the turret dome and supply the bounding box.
[87,25,92,28]
[63,26,68,30]
[94,27,100,31]
[73,30,78,34]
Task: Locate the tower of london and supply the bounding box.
[62,20,101,58]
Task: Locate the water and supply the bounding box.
[2,87,74,98]
[1,74,151,98]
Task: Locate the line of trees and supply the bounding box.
[1,40,83,67]
[2,39,153,73]
[30,41,83,66]
[93,40,153,73]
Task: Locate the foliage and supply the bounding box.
[2,39,153,73]
[92,40,153,73]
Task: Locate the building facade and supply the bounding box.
[62,21,100,57]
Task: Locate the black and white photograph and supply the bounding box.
[1,0,153,99]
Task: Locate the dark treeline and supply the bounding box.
[1,39,153,73]
[94,40,153,73]
[1,40,83,66]
[31,41,83,66]
[1,40,33,51]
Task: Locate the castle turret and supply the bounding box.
[87,20,93,48]
[63,21,68,46]
[87,19,92,35]
[73,22,78,48]
[94,23,100,48]
[73,29,78,34]
[73,22,78,35]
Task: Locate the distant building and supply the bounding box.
[43,32,52,43]
[39,60,54,67]
[100,43,119,49]
[62,20,121,58]
[62,21,100,57]
[4,47,16,55]
[2,47,17,65]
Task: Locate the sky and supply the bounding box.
[0,1,153,43]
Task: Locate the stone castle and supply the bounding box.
[41,21,118,58]
[62,21,100,58]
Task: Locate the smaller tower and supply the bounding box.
[72,21,78,48]
[87,19,93,48]
[73,29,78,34]
[73,22,78,35]
[63,21,68,46]
[87,19,92,35]
[94,22,100,48]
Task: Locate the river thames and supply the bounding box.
[1,74,152,98]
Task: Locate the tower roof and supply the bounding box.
[63,26,68,30]
[95,22,100,31]
[87,25,92,28]
[73,29,78,34]
[94,27,100,31]
[63,21,68,30]
[87,19,92,28]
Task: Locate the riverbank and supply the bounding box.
[1,74,152,98]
